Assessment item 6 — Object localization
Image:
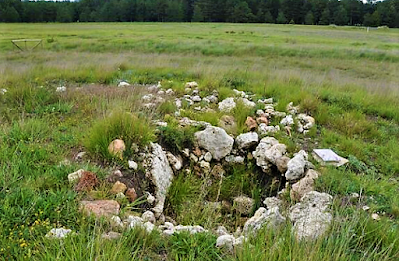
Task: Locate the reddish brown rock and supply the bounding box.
[256,116,269,125]
[74,171,99,192]
[276,156,290,173]
[125,188,138,202]
[245,117,258,131]
[80,200,120,218]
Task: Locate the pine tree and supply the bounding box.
[305,11,314,25]
[264,11,274,23]
[333,5,348,25]
[3,6,20,22]
[276,11,287,24]
[319,8,330,25]
[192,4,204,22]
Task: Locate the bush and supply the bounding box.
[85,111,155,162]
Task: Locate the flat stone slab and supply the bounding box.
[80,200,120,218]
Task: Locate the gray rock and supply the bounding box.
[236,132,259,150]
[238,98,256,108]
[218,98,236,112]
[68,169,85,183]
[192,95,202,102]
[45,228,73,239]
[216,226,229,237]
[146,143,174,217]
[216,235,235,251]
[225,155,245,164]
[204,152,213,162]
[258,124,280,135]
[142,211,156,224]
[263,197,283,210]
[290,191,333,240]
[243,207,286,236]
[280,115,294,126]
[253,137,287,172]
[128,160,138,170]
[195,126,234,161]
[166,152,183,171]
[285,150,308,181]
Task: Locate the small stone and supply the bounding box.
[142,211,156,224]
[280,115,294,126]
[68,169,85,183]
[0,88,7,95]
[362,205,370,211]
[80,200,120,218]
[192,95,202,102]
[125,188,138,202]
[245,117,258,131]
[199,160,211,174]
[166,153,183,171]
[101,231,121,240]
[185,81,198,88]
[108,139,126,159]
[146,193,156,205]
[204,152,212,162]
[371,213,380,220]
[118,81,130,87]
[46,228,72,239]
[236,132,259,150]
[216,226,229,237]
[56,86,66,92]
[216,235,235,251]
[111,216,124,228]
[75,152,87,160]
[110,181,127,194]
[128,160,138,170]
[190,153,199,163]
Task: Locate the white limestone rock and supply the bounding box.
[195,126,234,161]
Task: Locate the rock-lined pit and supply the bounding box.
[61,81,330,249]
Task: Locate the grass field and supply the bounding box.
[0,23,399,260]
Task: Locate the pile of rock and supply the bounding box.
[58,81,332,248]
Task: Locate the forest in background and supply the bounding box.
[1,0,399,27]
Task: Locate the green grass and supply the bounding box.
[0,23,398,260]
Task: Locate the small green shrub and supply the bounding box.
[158,100,177,115]
[158,122,200,154]
[85,111,155,162]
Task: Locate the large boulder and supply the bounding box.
[289,191,333,240]
[285,150,308,181]
[236,132,259,150]
[146,143,174,217]
[195,126,234,161]
[243,207,286,236]
[252,137,287,173]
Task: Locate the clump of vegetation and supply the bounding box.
[85,111,155,162]
[158,121,200,154]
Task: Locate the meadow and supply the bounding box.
[0,23,399,260]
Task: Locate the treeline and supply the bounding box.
[1,0,399,27]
